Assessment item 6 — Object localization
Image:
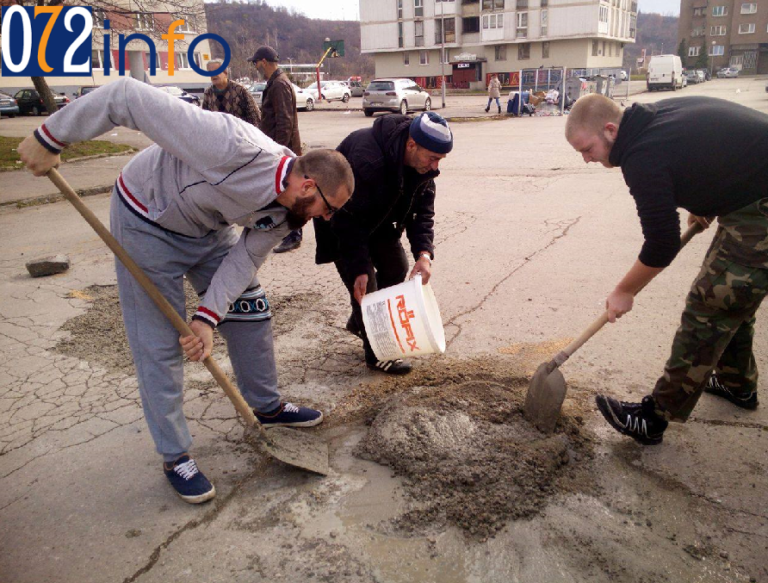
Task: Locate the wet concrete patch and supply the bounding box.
[349,361,596,541]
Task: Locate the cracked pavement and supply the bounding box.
[2,78,768,582]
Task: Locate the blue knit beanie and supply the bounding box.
[409,112,453,154]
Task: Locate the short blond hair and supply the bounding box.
[565,94,622,140]
[294,149,355,202]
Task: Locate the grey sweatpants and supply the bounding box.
[110,191,281,462]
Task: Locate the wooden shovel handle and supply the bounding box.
[47,169,268,441]
[551,221,704,367]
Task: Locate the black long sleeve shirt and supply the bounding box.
[608,97,768,268]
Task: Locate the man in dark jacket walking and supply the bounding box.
[566,94,768,445]
[249,45,304,253]
[315,112,453,374]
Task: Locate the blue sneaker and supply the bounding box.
[254,402,323,428]
[163,455,216,504]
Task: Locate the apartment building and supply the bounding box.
[678,0,768,74]
[0,0,215,95]
[360,0,637,89]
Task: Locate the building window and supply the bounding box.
[710,25,726,35]
[483,13,504,28]
[518,42,530,59]
[397,0,403,18]
[516,12,528,37]
[494,44,507,60]
[592,40,599,56]
[404,52,410,65]
[693,6,704,16]
[482,0,505,10]
[609,42,613,56]
[629,14,636,37]
[691,27,705,37]
[91,49,103,68]
[398,22,404,48]
[541,0,548,5]
[176,15,195,33]
[419,50,429,64]
[540,9,548,36]
[709,44,725,56]
[689,46,700,56]
[599,5,609,22]
[135,12,154,30]
[193,52,202,68]
[740,2,757,13]
[441,47,450,63]
[415,21,424,46]
[739,23,756,33]
[415,0,423,17]
[516,0,527,7]
[463,16,480,33]
[177,52,191,69]
[712,5,727,16]
[93,9,106,28]
[542,41,550,58]
[436,17,456,43]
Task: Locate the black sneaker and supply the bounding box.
[345,314,363,339]
[366,357,412,375]
[273,231,302,253]
[704,374,758,410]
[163,455,216,504]
[595,395,668,445]
[255,402,323,428]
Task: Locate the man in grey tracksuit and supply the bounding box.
[19,77,354,504]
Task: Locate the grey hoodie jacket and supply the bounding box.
[34,77,296,327]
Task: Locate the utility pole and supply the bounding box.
[440,0,446,108]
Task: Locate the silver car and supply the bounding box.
[363,78,432,117]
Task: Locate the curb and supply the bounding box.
[3,184,113,208]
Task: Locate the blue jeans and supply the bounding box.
[487,97,501,109]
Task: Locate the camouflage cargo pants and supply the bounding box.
[652,198,768,421]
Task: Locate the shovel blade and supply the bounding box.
[246,426,330,476]
[524,362,567,434]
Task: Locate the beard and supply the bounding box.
[285,195,315,230]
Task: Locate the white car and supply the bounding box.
[363,78,432,117]
[248,82,267,105]
[717,67,739,78]
[619,70,628,81]
[304,80,351,103]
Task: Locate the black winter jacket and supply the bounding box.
[314,115,438,277]
[609,97,768,268]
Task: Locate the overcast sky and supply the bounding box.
[263,0,679,20]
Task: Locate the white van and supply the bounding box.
[647,55,684,91]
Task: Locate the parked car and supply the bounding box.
[0,92,20,118]
[647,54,684,91]
[248,81,267,106]
[156,85,200,106]
[695,70,707,83]
[74,86,98,99]
[304,80,351,103]
[13,89,69,115]
[363,78,432,117]
[717,67,739,78]
[291,83,315,111]
[684,69,701,84]
[347,76,365,97]
[619,70,628,81]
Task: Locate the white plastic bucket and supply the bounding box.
[360,274,446,362]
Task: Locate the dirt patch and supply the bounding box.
[346,358,596,541]
[54,283,324,375]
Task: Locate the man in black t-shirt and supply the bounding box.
[565,94,768,445]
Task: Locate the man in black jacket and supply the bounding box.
[566,94,768,445]
[315,112,453,374]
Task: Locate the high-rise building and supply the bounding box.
[360,0,637,89]
[678,0,768,74]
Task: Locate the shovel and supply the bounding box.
[523,222,704,433]
[47,169,329,475]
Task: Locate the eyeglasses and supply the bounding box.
[306,175,339,216]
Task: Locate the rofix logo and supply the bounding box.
[1,6,230,77]
[395,295,420,352]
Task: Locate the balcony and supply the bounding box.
[630,1,637,12]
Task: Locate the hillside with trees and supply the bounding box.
[204,0,374,84]
[623,12,679,72]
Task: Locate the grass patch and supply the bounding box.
[0,136,135,170]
